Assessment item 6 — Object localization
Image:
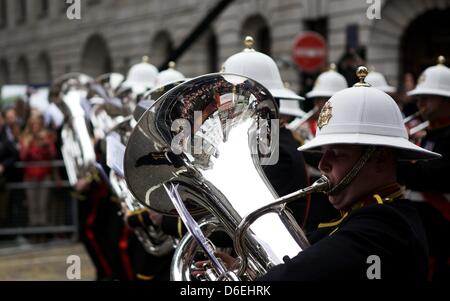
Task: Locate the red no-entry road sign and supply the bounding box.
[292,32,327,73]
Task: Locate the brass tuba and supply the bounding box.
[124,73,330,280]
[51,73,97,186]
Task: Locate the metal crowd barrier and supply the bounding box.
[0,160,78,243]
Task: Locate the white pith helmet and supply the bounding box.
[278,82,305,117]
[365,67,396,93]
[298,66,441,161]
[156,61,186,86]
[96,72,125,92]
[408,56,450,98]
[278,99,305,117]
[122,56,158,95]
[109,73,125,91]
[306,64,348,99]
[222,36,304,101]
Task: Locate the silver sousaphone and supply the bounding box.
[124,73,329,280]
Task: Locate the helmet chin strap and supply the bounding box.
[327,145,377,196]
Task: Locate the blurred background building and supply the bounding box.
[0,0,449,94]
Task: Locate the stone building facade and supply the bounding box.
[0,0,449,93]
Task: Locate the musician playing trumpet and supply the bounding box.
[294,63,348,143]
[398,56,450,281]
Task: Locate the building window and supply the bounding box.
[0,0,7,28]
[0,59,10,85]
[81,34,112,77]
[150,31,173,68]
[121,57,130,76]
[37,52,52,84]
[17,56,30,84]
[304,18,328,41]
[16,0,27,25]
[241,15,271,55]
[345,24,359,51]
[38,0,49,19]
[207,31,218,73]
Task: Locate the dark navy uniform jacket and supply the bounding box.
[258,199,428,281]
[398,123,450,193]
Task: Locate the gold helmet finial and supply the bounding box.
[168,61,176,69]
[142,56,149,63]
[329,63,337,71]
[437,55,446,65]
[244,36,255,52]
[353,66,371,87]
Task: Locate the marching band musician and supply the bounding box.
[294,66,347,167]
[124,208,177,281]
[69,70,147,281]
[255,66,440,280]
[365,67,396,95]
[398,56,450,281]
[76,127,133,281]
[119,97,181,281]
[117,77,213,281]
[156,61,186,87]
[119,56,159,103]
[48,74,120,281]
[298,64,348,144]
[73,151,117,280]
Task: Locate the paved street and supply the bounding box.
[0,242,95,281]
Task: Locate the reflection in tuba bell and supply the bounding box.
[124,73,330,280]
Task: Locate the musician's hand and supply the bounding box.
[191,251,238,279]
